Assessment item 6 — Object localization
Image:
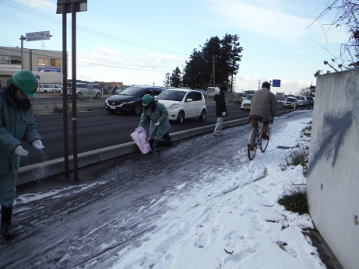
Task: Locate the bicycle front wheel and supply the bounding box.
[260,128,270,152]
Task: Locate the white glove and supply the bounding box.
[32,139,45,150]
[155,122,160,126]
[222,112,226,117]
[15,145,29,156]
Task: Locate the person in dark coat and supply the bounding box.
[213,85,228,136]
[0,70,44,240]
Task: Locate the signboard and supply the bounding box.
[0,64,21,72]
[57,0,87,14]
[38,67,61,72]
[272,79,281,87]
[26,31,51,41]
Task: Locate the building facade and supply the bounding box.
[0,46,62,88]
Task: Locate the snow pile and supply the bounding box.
[112,116,325,268]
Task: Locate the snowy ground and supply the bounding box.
[0,111,324,269]
[110,111,324,269]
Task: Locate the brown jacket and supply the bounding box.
[249,88,277,120]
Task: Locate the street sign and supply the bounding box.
[57,0,87,14]
[37,67,61,72]
[272,79,281,87]
[26,31,51,41]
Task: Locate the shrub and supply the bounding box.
[278,187,308,215]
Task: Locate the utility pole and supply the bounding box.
[57,0,87,181]
[62,1,69,177]
[212,55,216,87]
[20,35,26,70]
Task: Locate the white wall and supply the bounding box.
[307,69,359,269]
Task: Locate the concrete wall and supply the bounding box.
[307,69,359,269]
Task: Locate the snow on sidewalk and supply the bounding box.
[111,114,325,269]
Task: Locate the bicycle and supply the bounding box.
[247,123,270,160]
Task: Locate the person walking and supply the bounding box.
[0,70,44,240]
[213,85,228,136]
[249,81,277,147]
[138,94,172,152]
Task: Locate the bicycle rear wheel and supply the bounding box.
[247,144,257,160]
[260,128,270,152]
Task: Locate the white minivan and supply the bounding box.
[158,88,207,123]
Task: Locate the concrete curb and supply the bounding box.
[18,111,289,185]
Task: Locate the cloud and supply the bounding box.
[206,0,311,43]
[204,0,347,46]
[68,47,187,85]
[15,0,56,10]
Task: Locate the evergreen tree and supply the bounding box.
[180,34,243,90]
[170,67,182,87]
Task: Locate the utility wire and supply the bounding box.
[1,0,186,55]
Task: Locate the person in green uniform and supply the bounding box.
[0,70,44,240]
[138,94,172,152]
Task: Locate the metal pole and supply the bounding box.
[20,35,25,70]
[212,55,216,87]
[62,2,70,177]
[72,1,79,180]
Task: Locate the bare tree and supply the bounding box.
[313,0,359,72]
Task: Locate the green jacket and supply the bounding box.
[0,86,41,174]
[138,101,171,141]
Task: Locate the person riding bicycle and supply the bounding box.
[249,81,277,147]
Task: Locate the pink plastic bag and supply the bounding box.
[130,127,152,154]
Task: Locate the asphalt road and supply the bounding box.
[21,104,290,166]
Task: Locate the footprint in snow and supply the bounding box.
[276,241,298,258]
[194,232,208,248]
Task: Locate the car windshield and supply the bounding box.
[77,84,87,88]
[286,98,296,102]
[118,87,147,96]
[245,95,253,100]
[158,90,186,101]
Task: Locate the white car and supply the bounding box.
[206,87,220,97]
[75,83,102,99]
[241,95,253,111]
[158,88,207,123]
[38,83,61,93]
[283,97,297,109]
[295,96,307,107]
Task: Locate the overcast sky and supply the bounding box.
[0,0,347,93]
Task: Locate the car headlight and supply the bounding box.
[169,104,179,109]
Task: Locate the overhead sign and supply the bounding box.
[57,0,87,14]
[38,67,61,72]
[272,79,281,87]
[26,31,51,41]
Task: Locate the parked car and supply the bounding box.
[241,95,253,111]
[105,85,165,115]
[295,96,307,107]
[75,83,102,99]
[283,97,297,109]
[38,83,61,93]
[157,88,207,123]
[206,87,220,97]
